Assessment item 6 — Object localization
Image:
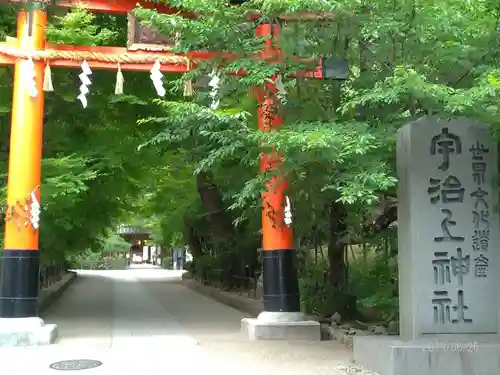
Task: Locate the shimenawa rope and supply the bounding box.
[0,44,189,65]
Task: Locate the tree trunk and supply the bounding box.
[326,200,357,320]
[195,172,233,238]
[183,218,204,279]
[195,171,238,288]
[327,200,347,288]
[183,218,202,259]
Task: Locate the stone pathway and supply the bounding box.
[0,266,355,374]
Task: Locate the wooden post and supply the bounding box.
[0,5,47,318]
[256,22,300,314]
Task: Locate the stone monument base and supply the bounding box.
[0,317,58,347]
[354,335,500,375]
[241,311,321,341]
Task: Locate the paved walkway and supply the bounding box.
[0,265,354,374]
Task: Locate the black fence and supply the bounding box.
[193,268,260,299]
[0,258,70,291]
[39,263,69,290]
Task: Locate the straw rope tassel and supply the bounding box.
[43,63,53,92]
[115,63,124,95]
[183,60,193,97]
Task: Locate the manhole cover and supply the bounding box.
[49,359,103,371]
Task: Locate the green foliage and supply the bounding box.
[129,0,500,320]
[349,252,399,324]
[101,233,130,253]
[1,0,498,322]
[298,258,336,316]
[46,7,120,46]
[67,249,127,269]
[0,8,160,260]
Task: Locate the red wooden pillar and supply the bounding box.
[256,22,300,314]
[0,5,47,318]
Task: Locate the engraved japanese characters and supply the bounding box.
[397,116,498,339]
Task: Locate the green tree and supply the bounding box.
[0,7,167,263]
[133,0,499,317]
[1,0,498,320]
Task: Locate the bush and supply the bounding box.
[161,256,173,269]
[68,251,127,270]
[348,253,399,324]
[298,250,399,323]
[299,258,337,316]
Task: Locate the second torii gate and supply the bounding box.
[0,0,339,344]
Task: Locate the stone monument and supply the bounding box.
[354,116,500,375]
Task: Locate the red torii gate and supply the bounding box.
[0,0,335,342]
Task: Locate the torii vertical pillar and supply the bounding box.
[241,22,320,340]
[0,4,58,347]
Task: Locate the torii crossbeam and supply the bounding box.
[0,0,339,344]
